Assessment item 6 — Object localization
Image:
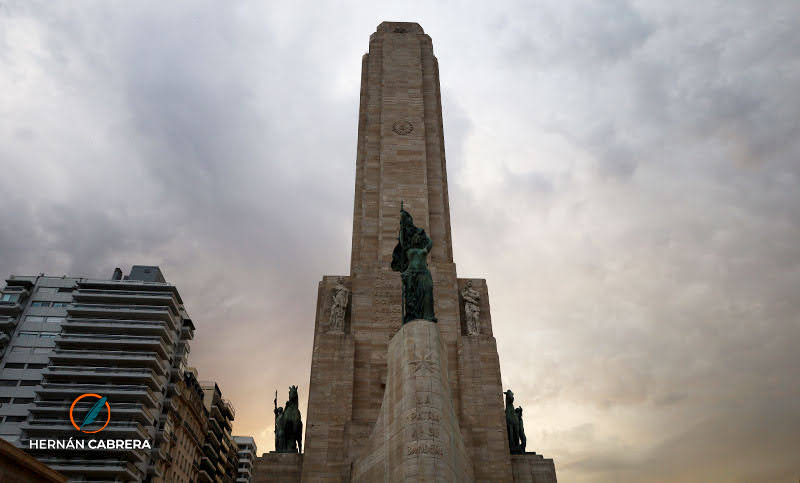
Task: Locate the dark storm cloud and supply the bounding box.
[1,1,799,481]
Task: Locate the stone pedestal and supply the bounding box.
[252,453,303,483]
[352,320,474,482]
[510,454,558,483]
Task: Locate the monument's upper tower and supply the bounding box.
[350,21,454,272]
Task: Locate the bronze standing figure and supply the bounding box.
[391,203,436,324]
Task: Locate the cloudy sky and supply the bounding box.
[2,1,799,481]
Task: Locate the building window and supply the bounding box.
[4,416,27,422]
[37,287,57,294]
[19,380,39,386]
[45,316,65,324]
[31,301,51,307]
[25,316,44,323]
[1,293,19,302]
[13,398,34,404]
[57,287,73,293]
[0,380,17,387]
[17,332,37,345]
[0,397,10,403]
[4,363,25,369]
[11,347,32,353]
[52,302,69,307]
[26,363,47,369]
[32,348,50,354]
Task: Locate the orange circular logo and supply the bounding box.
[69,393,111,433]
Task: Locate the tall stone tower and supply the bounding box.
[255,21,556,483]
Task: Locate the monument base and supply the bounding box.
[252,452,303,483]
[352,319,474,482]
[510,453,558,483]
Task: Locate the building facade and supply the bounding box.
[159,368,209,483]
[0,265,223,482]
[233,435,256,483]
[200,381,238,483]
[0,275,76,445]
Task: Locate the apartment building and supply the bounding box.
[159,368,208,483]
[0,275,75,445]
[199,382,238,483]
[233,436,257,483]
[0,266,205,481]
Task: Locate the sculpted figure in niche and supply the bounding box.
[391,203,436,324]
[328,277,349,333]
[462,280,481,335]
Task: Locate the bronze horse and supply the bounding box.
[279,385,303,453]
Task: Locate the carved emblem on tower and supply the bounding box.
[392,120,414,135]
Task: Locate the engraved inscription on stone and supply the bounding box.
[392,120,414,135]
[407,444,443,457]
[411,425,440,440]
[407,408,441,423]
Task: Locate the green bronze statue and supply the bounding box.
[274,386,303,453]
[504,389,527,454]
[391,203,436,324]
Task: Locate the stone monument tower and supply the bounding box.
[254,21,557,482]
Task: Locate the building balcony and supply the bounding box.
[0,301,22,315]
[199,456,215,475]
[203,440,220,461]
[4,278,34,289]
[48,349,167,375]
[205,429,221,449]
[220,398,235,420]
[197,469,214,483]
[77,279,182,302]
[36,383,158,408]
[43,365,166,391]
[56,333,171,358]
[62,317,174,341]
[208,417,223,436]
[0,315,19,330]
[67,304,178,330]
[210,402,224,421]
[29,400,155,425]
[38,458,141,481]
[73,289,180,314]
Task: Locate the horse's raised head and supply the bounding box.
[288,385,298,404]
